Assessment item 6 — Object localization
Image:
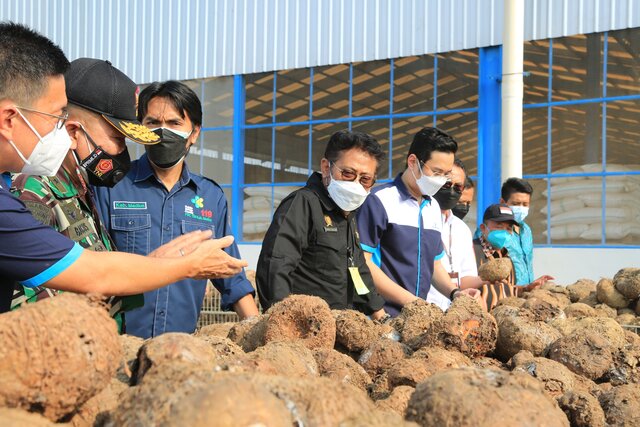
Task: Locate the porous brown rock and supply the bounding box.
[493,305,562,361]
[434,295,498,358]
[247,341,318,378]
[394,299,444,350]
[195,322,236,339]
[613,268,640,300]
[557,391,606,427]
[566,279,597,303]
[0,294,121,422]
[334,309,379,353]
[564,303,597,318]
[130,332,216,385]
[358,338,412,378]
[510,352,597,398]
[597,278,629,309]
[227,314,268,352]
[264,295,336,350]
[386,347,471,388]
[0,408,55,426]
[547,331,615,381]
[374,385,415,415]
[312,348,372,390]
[477,258,512,282]
[599,383,640,427]
[405,367,569,427]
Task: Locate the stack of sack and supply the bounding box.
[538,164,640,242]
[243,186,299,241]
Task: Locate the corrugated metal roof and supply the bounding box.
[1,0,638,83]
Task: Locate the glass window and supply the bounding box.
[606,99,640,169]
[393,56,435,114]
[245,72,274,125]
[550,104,602,171]
[606,28,640,98]
[523,107,548,175]
[350,119,391,179]
[275,68,311,123]
[202,77,234,128]
[523,40,550,104]
[352,60,391,117]
[313,64,351,119]
[244,127,275,185]
[436,112,478,176]
[274,125,311,183]
[436,49,479,111]
[552,34,603,102]
[524,178,550,245]
[198,130,233,184]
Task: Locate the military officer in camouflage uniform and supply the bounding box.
[11,58,160,329]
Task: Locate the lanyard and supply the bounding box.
[443,219,460,288]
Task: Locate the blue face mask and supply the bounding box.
[509,205,529,223]
[486,229,512,249]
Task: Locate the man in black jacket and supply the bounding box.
[256,130,386,319]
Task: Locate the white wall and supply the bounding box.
[241,244,640,285]
[533,247,640,285]
[238,244,262,272]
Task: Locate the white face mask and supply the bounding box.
[411,162,448,197]
[327,173,369,212]
[509,205,529,223]
[7,110,72,176]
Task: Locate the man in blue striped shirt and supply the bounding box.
[357,127,480,316]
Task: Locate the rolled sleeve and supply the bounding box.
[1,190,81,285]
[356,194,388,250]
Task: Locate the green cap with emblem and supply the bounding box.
[65,58,160,145]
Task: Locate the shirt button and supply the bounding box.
[159,311,165,316]
[164,225,170,231]
[127,220,134,225]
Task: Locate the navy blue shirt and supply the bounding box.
[357,174,445,317]
[94,155,254,338]
[0,179,83,312]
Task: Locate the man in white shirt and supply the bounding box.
[426,159,481,310]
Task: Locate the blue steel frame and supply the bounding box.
[234,52,482,244]
[522,32,640,248]
[194,30,640,249]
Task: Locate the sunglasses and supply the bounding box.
[331,162,376,189]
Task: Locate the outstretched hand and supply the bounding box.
[149,229,213,258]
[186,235,248,279]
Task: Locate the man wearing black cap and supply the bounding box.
[94,81,258,338]
[11,58,161,322]
[473,204,552,309]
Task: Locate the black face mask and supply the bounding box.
[80,129,131,187]
[433,184,462,211]
[452,203,470,220]
[145,128,190,169]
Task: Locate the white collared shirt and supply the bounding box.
[426,210,478,310]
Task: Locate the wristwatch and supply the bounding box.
[449,288,461,301]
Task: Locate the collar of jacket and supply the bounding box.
[306,171,342,213]
[134,153,198,191]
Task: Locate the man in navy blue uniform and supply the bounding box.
[95,81,258,338]
[0,23,246,313]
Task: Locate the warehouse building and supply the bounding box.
[3,0,639,283]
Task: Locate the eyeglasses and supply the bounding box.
[420,161,452,179]
[331,162,376,189]
[16,106,69,130]
[441,180,465,194]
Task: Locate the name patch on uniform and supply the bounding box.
[114,201,147,210]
